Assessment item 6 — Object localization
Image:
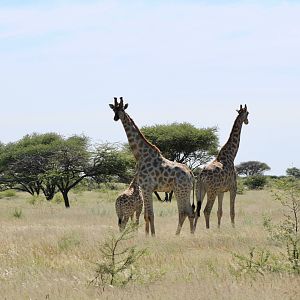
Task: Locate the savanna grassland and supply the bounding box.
[0,186,300,300]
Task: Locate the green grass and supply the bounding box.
[0,188,299,299]
[0,189,16,199]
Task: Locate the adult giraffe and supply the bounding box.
[193,105,249,232]
[109,97,195,236]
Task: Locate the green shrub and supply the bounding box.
[231,178,300,278]
[244,175,267,190]
[52,194,64,204]
[265,178,300,273]
[90,224,146,288]
[236,179,245,194]
[231,247,282,278]
[27,195,44,205]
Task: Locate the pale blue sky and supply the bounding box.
[0,0,299,175]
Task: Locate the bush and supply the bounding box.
[231,178,300,278]
[231,247,282,278]
[90,224,146,288]
[52,194,64,204]
[236,179,245,195]
[244,175,267,190]
[27,195,44,205]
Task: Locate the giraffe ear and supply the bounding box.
[109,104,114,109]
[124,103,128,110]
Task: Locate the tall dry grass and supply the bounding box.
[0,188,299,299]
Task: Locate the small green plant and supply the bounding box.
[231,247,281,278]
[264,178,300,273]
[231,178,300,277]
[12,208,23,219]
[90,224,146,288]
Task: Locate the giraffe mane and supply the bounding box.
[216,109,243,161]
[126,114,161,153]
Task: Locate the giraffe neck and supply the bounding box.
[129,176,140,191]
[217,115,243,163]
[120,112,160,161]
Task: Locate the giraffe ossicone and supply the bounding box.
[109,97,195,236]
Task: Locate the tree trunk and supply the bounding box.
[62,191,70,208]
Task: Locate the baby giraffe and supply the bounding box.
[115,176,143,231]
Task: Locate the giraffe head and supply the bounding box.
[236,104,249,125]
[109,97,128,121]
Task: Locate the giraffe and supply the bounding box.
[192,104,249,232]
[109,97,195,236]
[115,175,143,232]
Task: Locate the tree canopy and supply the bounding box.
[141,122,218,169]
[286,167,300,178]
[235,161,271,176]
[0,133,62,197]
[0,134,134,208]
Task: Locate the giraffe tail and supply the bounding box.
[192,177,204,233]
[196,180,204,217]
[192,177,195,212]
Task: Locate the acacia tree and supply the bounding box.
[0,134,134,208]
[44,140,134,208]
[286,167,300,179]
[0,133,62,197]
[43,135,94,208]
[235,161,271,176]
[90,143,135,184]
[141,122,218,170]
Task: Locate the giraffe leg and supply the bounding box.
[164,193,169,202]
[203,192,217,229]
[118,216,123,232]
[230,187,237,228]
[217,193,224,228]
[175,212,187,235]
[169,191,173,202]
[174,188,193,235]
[188,215,194,234]
[149,214,155,236]
[144,211,150,235]
[121,216,129,231]
[136,206,142,227]
[142,190,155,236]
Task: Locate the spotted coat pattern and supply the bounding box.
[115,176,143,231]
[193,105,249,231]
[110,98,195,236]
